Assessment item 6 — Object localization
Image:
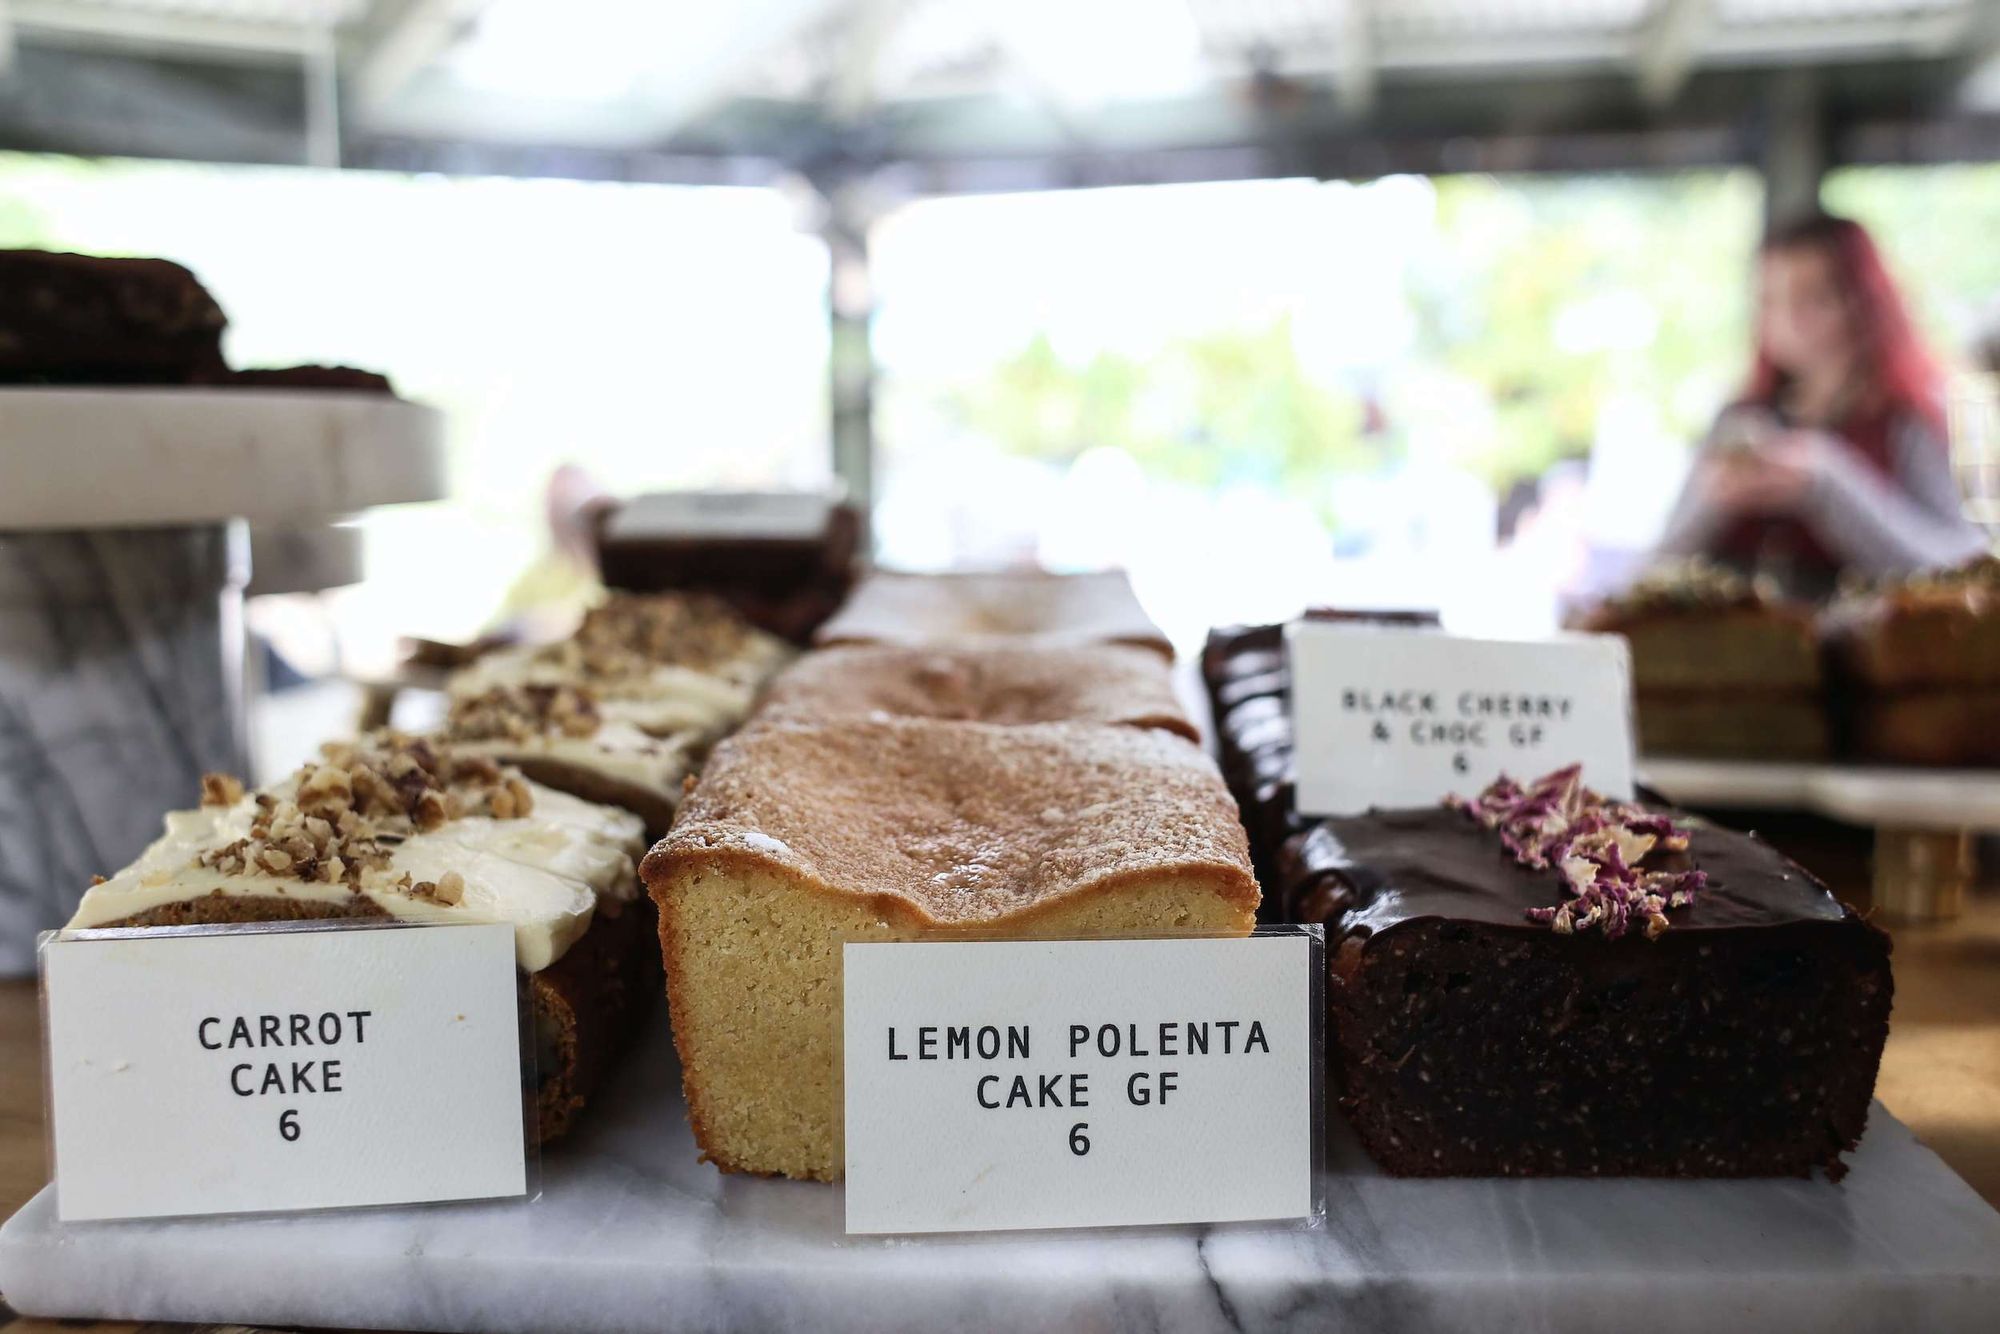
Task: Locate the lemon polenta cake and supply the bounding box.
[66,733,655,1143]
[641,718,1260,1181]
[750,642,1198,741]
[813,569,1173,658]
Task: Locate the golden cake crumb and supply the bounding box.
[643,718,1258,1180]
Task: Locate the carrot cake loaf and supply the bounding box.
[443,682,705,834]
[66,733,656,1143]
[450,592,794,740]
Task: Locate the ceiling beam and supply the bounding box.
[1336,0,1375,117]
[1959,0,2000,104]
[629,0,855,141]
[1636,0,1711,108]
[826,0,902,121]
[351,0,492,120]
[0,43,308,163]
[3,0,315,63]
[355,0,853,150]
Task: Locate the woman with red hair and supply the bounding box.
[1658,211,1986,597]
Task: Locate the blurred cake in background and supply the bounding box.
[815,567,1171,657]
[0,248,393,392]
[1573,560,1828,761]
[1825,555,2000,766]
[594,489,859,645]
[0,250,226,385]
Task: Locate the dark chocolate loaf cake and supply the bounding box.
[1203,619,1892,1179]
[0,249,227,384]
[199,364,396,393]
[1204,623,1297,912]
[1203,612,1437,917]
[595,492,859,645]
[1300,776,1891,1178]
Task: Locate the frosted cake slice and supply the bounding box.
[67,733,656,1142]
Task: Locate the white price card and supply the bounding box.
[1287,621,1635,817]
[842,932,1319,1235]
[42,922,529,1222]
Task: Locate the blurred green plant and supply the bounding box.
[1411,170,1760,486]
[949,170,1765,503]
[946,316,1371,516]
[1825,163,2000,361]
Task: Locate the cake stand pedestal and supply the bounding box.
[0,388,443,972]
[1638,757,2000,921]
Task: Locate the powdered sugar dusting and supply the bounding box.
[737,831,793,858]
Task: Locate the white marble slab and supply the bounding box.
[5,1010,1999,1334]
[0,525,247,972]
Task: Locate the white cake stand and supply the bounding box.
[0,387,443,529]
[0,387,445,973]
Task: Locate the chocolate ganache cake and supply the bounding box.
[1203,612,1437,919]
[1302,767,1891,1178]
[1204,620,1892,1179]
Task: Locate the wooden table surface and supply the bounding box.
[5,883,1999,1334]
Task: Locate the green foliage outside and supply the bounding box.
[947,318,1370,507]
[1824,163,2000,358]
[944,165,2000,516]
[1411,171,1759,486]
[948,171,1765,509]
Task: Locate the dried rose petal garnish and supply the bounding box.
[1447,764,1706,941]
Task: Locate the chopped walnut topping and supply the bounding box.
[564,593,753,680]
[414,788,449,831]
[1838,552,2000,608]
[447,683,602,744]
[193,732,536,891]
[201,772,246,807]
[1603,558,1775,616]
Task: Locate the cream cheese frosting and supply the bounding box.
[449,646,764,737]
[66,740,646,973]
[452,722,704,800]
[445,592,794,739]
[443,679,712,797]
